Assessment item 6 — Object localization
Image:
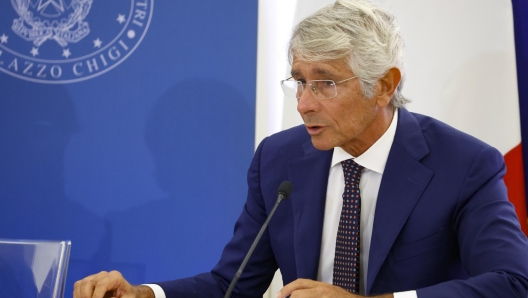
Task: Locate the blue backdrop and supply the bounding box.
[0,0,257,295]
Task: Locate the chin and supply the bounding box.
[310,138,334,151]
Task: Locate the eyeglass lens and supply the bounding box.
[281,80,337,99]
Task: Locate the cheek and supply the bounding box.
[331,102,372,139]
[336,119,359,139]
[330,104,357,132]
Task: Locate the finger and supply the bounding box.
[73,279,82,298]
[78,271,111,298]
[292,286,358,298]
[289,288,322,298]
[277,279,318,298]
[75,272,103,298]
[77,276,97,298]
[92,271,127,298]
[293,287,358,298]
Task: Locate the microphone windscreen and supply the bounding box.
[277,181,293,199]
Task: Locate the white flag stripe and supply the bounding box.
[385,0,520,155]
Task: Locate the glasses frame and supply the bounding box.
[280,76,357,99]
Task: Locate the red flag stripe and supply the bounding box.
[503,143,528,236]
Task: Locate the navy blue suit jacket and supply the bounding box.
[157,108,528,297]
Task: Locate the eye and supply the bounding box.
[296,78,307,85]
[324,80,336,87]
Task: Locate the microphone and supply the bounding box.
[223,181,293,298]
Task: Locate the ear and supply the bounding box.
[375,68,401,108]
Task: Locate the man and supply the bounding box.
[74,0,528,297]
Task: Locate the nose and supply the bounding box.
[296,86,319,115]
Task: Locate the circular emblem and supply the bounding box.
[0,0,153,84]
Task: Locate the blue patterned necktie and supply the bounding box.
[332,158,364,294]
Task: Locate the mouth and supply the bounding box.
[305,125,325,135]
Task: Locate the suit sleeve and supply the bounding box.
[416,146,528,297]
[156,137,278,298]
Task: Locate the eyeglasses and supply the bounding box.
[280,76,357,99]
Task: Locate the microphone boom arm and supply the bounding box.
[223,181,292,298]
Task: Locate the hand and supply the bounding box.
[277,279,359,298]
[73,270,154,298]
[277,279,394,298]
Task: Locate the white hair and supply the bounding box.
[288,0,410,107]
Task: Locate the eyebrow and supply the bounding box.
[290,68,337,77]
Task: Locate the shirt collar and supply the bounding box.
[330,109,398,174]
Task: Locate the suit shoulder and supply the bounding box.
[258,125,310,153]
[411,112,495,152]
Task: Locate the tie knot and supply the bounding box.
[341,159,364,176]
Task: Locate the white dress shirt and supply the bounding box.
[148,111,416,297]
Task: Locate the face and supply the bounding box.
[292,57,393,156]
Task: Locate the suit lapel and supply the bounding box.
[366,109,433,294]
[288,141,333,280]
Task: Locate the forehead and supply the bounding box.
[291,57,352,77]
